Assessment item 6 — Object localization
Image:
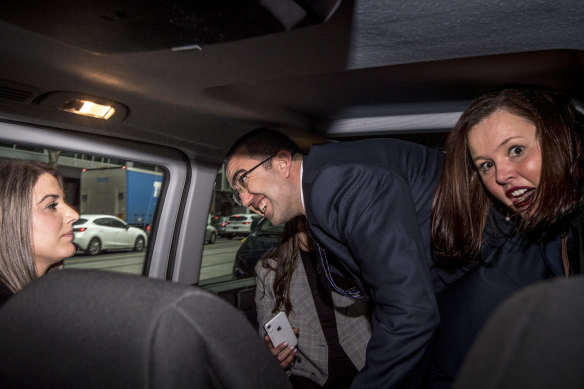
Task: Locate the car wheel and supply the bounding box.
[208,232,217,244]
[87,238,101,256]
[134,236,145,252]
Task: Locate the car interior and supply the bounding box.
[0,269,293,388]
[0,0,582,385]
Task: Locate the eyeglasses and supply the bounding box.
[231,153,277,206]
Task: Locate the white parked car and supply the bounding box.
[205,216,218,244]
[224,214,262,239]
[73,215,148,256]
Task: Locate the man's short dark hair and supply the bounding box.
[225,128,299,164]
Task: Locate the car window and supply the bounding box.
[0,141,165,275]
[257,219,284,235]
[198,164,264,286]
[199,164,286,288]
[109,219,126,229]
[93,218,109,226]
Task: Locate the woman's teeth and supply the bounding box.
[508,188,535,209]
[511,188,528,197]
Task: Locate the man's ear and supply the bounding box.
[275,150,293,178]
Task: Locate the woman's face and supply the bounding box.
[31,173,79,275]
[467,109,542,218]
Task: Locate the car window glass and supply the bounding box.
[258,219,285,235]
[94,218,109,226]
[0,142,164,275]
[199,164,283,287]
[110,219,126,228]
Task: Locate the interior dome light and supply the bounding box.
[61,99,116,120]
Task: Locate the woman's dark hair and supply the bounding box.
[257,216,308,315]
[432,88,584,263]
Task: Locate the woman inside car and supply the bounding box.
[429,87,584,387]
[0,160,79,306]
[255,215,371,389]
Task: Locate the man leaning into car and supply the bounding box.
[225,128,445,388]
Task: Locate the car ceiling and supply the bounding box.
[0,0,582,162]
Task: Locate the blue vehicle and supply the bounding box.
[79,166,163,231]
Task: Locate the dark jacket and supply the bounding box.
[302,138,444,389]
[0,280,13,307]
[566,210,584,275]
[428,208,566,388]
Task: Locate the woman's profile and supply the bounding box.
[0,159,79,305]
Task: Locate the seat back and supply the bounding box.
[0,269,291,389]
[455,276,584,389]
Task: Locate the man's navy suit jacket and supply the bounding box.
[302,138,444,388]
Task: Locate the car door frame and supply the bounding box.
[0,119,258,322]
[0,120,193,280]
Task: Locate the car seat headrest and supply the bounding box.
[0,269,291,389]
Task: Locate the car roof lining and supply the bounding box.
[0,1,332,53]
[0,0,582,162]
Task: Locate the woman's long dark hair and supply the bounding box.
[432,88,584,264]
[257,216,308,315]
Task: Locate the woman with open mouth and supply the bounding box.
[428,87,584,388]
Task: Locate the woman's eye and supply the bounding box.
[510,145,524,156]
[478,161,493,174]
[48,202,58,210]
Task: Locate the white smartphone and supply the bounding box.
[264,312,298,348]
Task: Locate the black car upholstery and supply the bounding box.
[455,276,584,389]
[0,269,291,389]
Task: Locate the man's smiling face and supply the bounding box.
[226,149,295,226]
